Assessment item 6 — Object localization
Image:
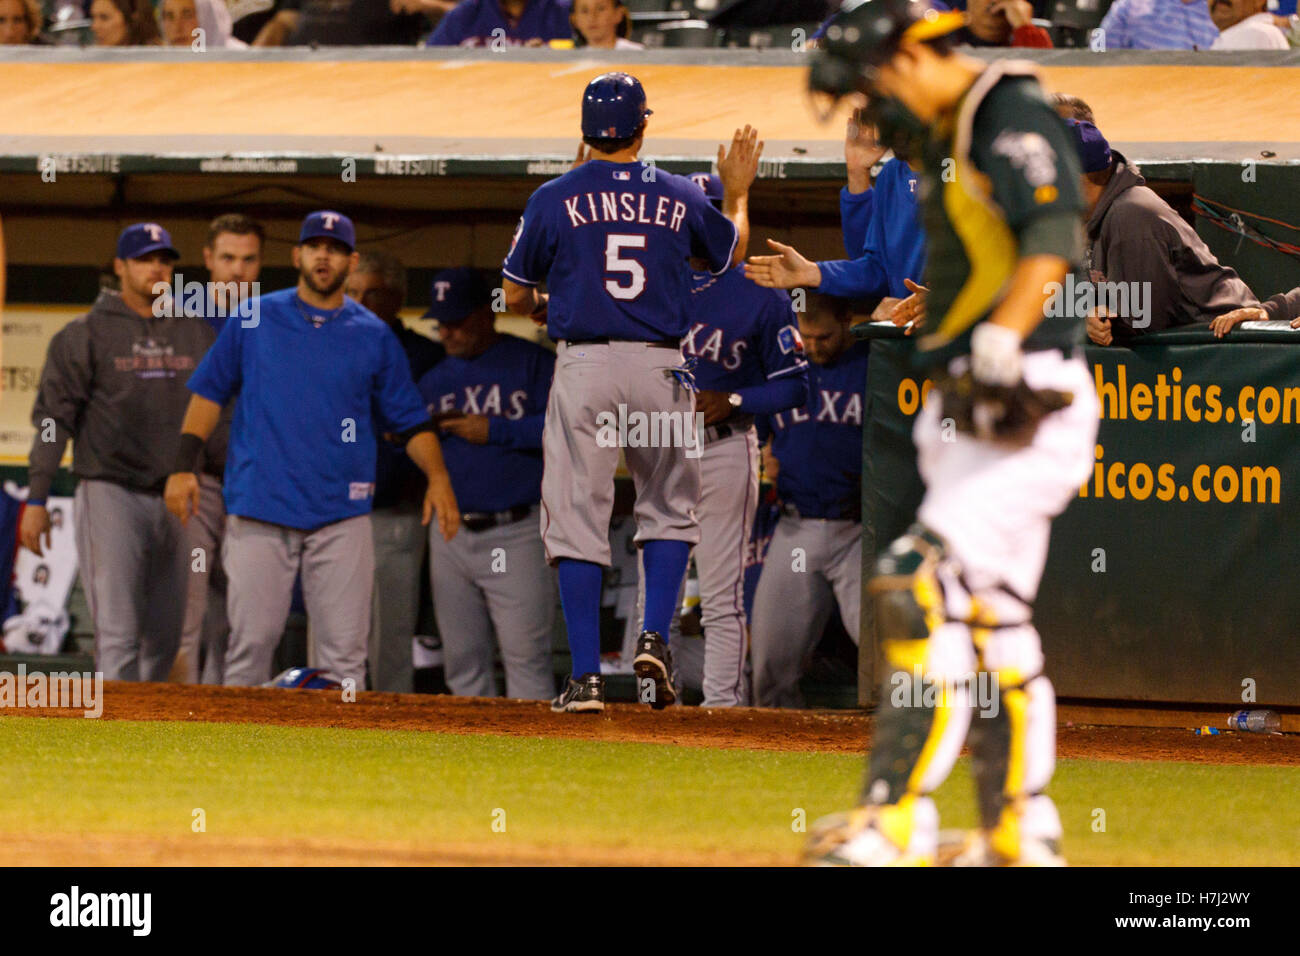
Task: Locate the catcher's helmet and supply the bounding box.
[581,72,653,140]
[809,0,966,100]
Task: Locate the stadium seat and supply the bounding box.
[719,21,822,49]
[1047,0,1111,47]
[655,18,720,47]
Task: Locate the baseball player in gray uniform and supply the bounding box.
[418,268,557,700]
[23,223,213,681]
[347,250,444,693]
[164,211,459,687]
[749,294,869,708]
[172,212,266,685]
[640,172,810,707]
[502,72,760,713]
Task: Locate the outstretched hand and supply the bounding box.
[744,238,820,290]
[889,278,928,333]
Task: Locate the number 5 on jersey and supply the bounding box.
[605,234,646,300]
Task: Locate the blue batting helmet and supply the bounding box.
[264,667,343,690]
[581,72,653,140]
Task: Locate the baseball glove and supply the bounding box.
[934,370,1074,445]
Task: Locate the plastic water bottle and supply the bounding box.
[1226,710,1282,733]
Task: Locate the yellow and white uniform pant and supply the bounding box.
[866,350,1099,858]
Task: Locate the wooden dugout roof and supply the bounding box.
[0,47,1297,181]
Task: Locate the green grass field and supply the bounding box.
[6,717,1298,865]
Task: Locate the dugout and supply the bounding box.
[0,46,1298,705]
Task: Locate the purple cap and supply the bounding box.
[299,210,356,251]
[1067,119,1112,174]
[116,222,179,260]
[423,268,493,323]
[687,171,724,207]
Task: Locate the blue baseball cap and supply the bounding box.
[687,171,724,208]
[423,268,493,323]
[581,72,652,140]
[1067,119,1112,174]
[299,210,356,251]
[116,222,179,260]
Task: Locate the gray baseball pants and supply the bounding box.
[368,504,425,692]
[222,513,373,687]
[541,340,701,565]
[173,473,228,684]
[750,514,862,708]
[430,507,556,700]
[631,426,760,706]
[73,478,187,681]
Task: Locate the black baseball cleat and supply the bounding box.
[633,631,677,709]
[551,673,605,713]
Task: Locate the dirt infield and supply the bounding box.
[9,681,1299,766]
[0,831,785,868]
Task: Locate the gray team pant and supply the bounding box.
[223,513,373,687]
[74,479,187,682]
[368,504,425,693]
[173,473,228,684]
[430,507,556,700]
[541,340,701,566]
[695,427,760,706]
[634,426,760,706]
[750,514,862,708]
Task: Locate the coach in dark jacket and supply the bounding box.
[21,223,215,681]
[1070,121,1259,347]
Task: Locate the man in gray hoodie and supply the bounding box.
[20,223,216,681]
[1069,119,1260,347]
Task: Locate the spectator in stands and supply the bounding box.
[161,0,246,47]
[1098,0,1219,49]
[1051,91,1094,123]
[90,0,161,44]
[345,251,445,693]
[0,0,42,43]
[571,0,640,48]
[23,223,212,681]
[1067,120,1260,346]
[953,0,1052,46]
[226,0,277,43]
[424,0,572,46]
[1276,12,1300,45]
[1208,0,1288,47]
[254,0,429,45]
[745,112,925,323]
[390,0,458,21]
